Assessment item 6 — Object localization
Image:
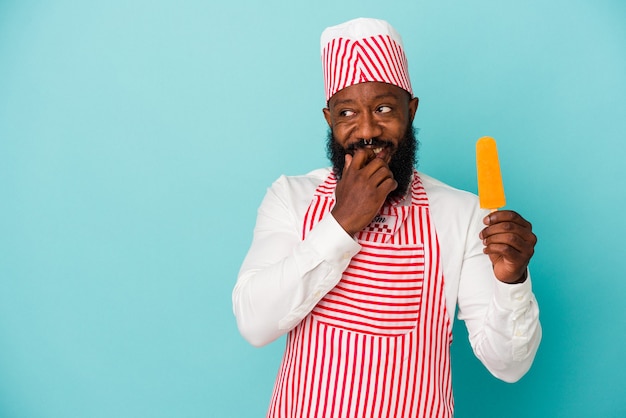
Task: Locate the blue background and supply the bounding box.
[1,0,625,417]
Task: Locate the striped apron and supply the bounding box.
[268,171,453,418]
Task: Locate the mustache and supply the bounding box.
[346,138,394,151]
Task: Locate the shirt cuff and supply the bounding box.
[277,214,361,330]
[306,213,362,264]
[492,270,534,312]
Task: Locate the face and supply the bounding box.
[323,82,419,198]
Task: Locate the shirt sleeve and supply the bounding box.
[456,205,542,383]
[232,176,361,347]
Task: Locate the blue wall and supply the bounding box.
[1,1,625,417]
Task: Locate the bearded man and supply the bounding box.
[233,17,541,418]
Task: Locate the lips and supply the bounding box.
[348,139,393,152]
[373,145,391,161]
[346,139,394,162]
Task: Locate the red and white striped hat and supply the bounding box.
[321,18,413,101]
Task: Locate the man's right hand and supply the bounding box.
[331,148,397,236]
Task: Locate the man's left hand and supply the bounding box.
[479,210,537,284]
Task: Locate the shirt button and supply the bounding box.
[342,252,351,260]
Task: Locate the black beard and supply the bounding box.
[326,125,419,200]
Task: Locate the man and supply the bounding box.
[233,17,541,418]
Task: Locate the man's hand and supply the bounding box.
[479,210,537,284]
[331,148,397,236]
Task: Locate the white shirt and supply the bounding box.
[233,168,541,383]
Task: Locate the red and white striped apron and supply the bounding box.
[268,171,453,418]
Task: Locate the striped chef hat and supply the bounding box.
[321,17,413,101]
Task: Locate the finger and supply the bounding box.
[368,163,396,188]
[482,225,536,264]
[483,232,535,255]
[484,210,532,229]
[481,221,526,238]
[480,222,537,245]
[481,232,536,259]
[344,153,353,170]
[483,242,531,269]
[348,148,375,170]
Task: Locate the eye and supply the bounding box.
[339,109,355,117]
[376,106,392,113]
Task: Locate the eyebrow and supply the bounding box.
[331,93,400,108]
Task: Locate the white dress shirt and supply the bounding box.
[233,168,541,383]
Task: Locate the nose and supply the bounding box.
[355,112,382,140]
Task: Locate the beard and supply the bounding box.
[326,124,419,200]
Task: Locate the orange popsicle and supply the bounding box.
[476,136,506,211]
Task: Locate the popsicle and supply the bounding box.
[476,136,506,211]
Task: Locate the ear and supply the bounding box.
[322,107,332,128]
[408,97,419,123]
